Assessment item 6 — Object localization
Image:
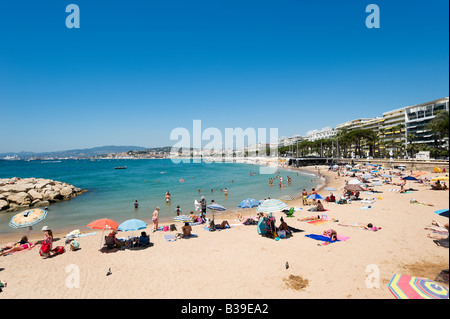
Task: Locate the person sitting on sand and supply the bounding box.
[182,222,192,237]
[316,200,325,212]
[278,217,289,231]
[189,211,198,222]
[65,238,80,251]
[215,220,231,229]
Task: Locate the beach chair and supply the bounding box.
[134,235,151,248]
[286,207,294,218]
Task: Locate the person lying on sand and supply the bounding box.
[338,222,381,231]
[298,215,322,222]
[323,229,338,242]
[1,241,37,256]
[215,221,231,229]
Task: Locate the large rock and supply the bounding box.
[28,189,43,200]
[7,192,32,206]
[1,183,35,193]
[60,186,73,197]
[0,199,8,210]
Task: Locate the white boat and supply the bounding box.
[3,155,20,160]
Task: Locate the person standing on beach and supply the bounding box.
[175,205,182,216]
[200,196,207,221]
[302,189,308,206]
[152,207,160,232]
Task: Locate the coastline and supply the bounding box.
[0,163,448,299]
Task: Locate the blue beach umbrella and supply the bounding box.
[402,176,418,181]
[117,219,147,232]
[238,198,260,209]
[434,209,449,218]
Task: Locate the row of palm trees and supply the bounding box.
[279,111,449,159]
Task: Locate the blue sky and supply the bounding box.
[0,0,448,153]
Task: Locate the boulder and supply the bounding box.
[7,192,32,205]
[0,199,9,210]
[28,189,43,200]
[60,186,73,197]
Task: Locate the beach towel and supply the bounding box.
[360,200,374,204]
[390,189,399,192]
[305,234,350,244]
[307,218,335,226]
[361,205,373,210]
[164,234,177,242]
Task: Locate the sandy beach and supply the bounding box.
[0,164,448,299]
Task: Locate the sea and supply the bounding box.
[0,159,321,236]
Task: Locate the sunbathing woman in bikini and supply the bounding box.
[338,222,381,231]
[298,215,322,222]
[0,241,37,256]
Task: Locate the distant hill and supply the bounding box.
[0,145,152,159]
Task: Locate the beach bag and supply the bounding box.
[53,246,65,255]
[278,230,286,239]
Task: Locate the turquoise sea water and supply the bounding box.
[0,159,320,236]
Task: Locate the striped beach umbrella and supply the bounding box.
[306,194,324,200]
[173,215,194,223]
[9,208,48,230]
[256,199,289,214]
[279,195,294,202]
[207,203,226,211]
[388,274,449,299]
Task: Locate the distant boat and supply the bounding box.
[114,166,127,169]
[2,155,20,161]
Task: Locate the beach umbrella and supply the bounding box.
[434,209,449,218]
[279,195,294,202]
[87,218,119,230]
[238,198,260,209]
[431,176,449,181]
[401,176,418,181]
[388,274,449,299]
[256,199,289,214]
[345,184,365,192]
[9,208,48,230]
[117,219,147,232]
[306,194,324,200]
[87,218,119,250]
[173,215,194,223]
[348,179,363,185]
[207,203,226,212]
[238,198,260,218]
[9,208,48,237]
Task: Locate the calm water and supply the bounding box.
[0,159,320,235]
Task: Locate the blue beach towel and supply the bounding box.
[204,225,230,231]
[305,234,340,243]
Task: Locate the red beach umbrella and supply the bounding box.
[87,218,119,250]
[87,218,118,231]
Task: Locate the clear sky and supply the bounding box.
[0,0,448,153]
